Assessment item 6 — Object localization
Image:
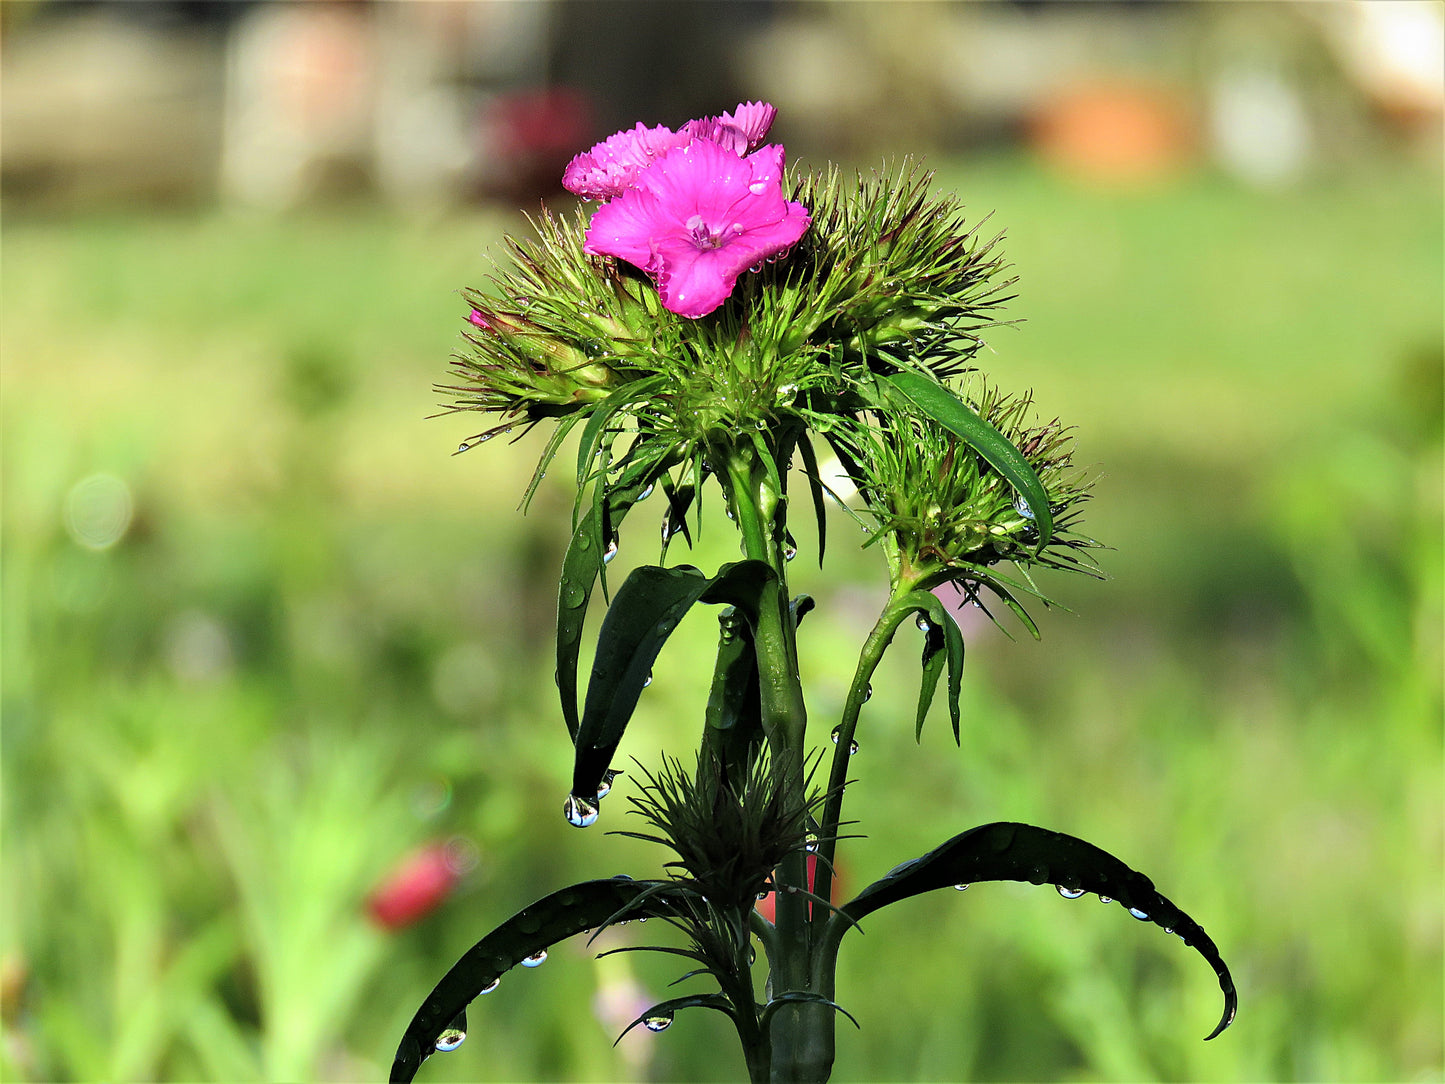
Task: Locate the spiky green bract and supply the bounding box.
[616,751,822,915]
[842,380,1101,614]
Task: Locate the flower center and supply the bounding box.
[686,215,744,251]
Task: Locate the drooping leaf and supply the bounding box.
[793,433,829,565]
[839,821,1236,1040]
[555,465,659,740]
[571,561,777,801]
[901,589,965,743]
[884,370,1054,548]
[574,375,665,491]
[391,878,686,1082]
[703,607,762,784]
[615,994,737,1042]
[572,564,711,799]
[758,991,861,1030]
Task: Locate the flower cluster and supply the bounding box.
[565,102,811,318]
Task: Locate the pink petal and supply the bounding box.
[582,185,664,270]
[682,101,778,156]
[563,122,691,200]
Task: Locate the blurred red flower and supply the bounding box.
[366,841,470,930]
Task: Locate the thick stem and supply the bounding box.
[720,442,832,1083]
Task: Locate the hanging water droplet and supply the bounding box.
[564,793,599,828]
[757,889,770,901]
[1128,907,1150,921]
[1014,495,1035,520]
[748,944,757,965]
[602,538,619,564]
[638,484,655,500]
[1056,886,1086,899]
[830,726,859,754]
[457,442,470,454]
[480,977,500,994]
[435,1028,466,1052]
[1098,895,1113,904]
[522,950,548,967]
[637,916,648,923]
[915,613,932,633]
[643,1010,674,1032]
[1163,926,1175,936]
[596,769,621,799]
[954,883,970,891]
[805,833,819,852]
[862,684,873,703]
[642,671,653,688]
[782,540,797,561]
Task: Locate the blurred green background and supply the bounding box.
[3,3,1441,1082]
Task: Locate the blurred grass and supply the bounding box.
[2,156,1441,1082]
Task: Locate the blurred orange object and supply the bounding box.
[366,841,468,930]
[754,853,844,924]
[1031,80,1196,186]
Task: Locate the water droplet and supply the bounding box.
[564,793,599,828]
[776,383,799,401]
[954,883,970,891]
[643,1010,674,1032]
[596,769,621,799]
[748,944,757,965]
[457,442,470,454]
[757,889,770,901]
[480,977,500,994]
[748,180,768,195]
[602,538,619,564]
[915,614,932,633]
[1056,886,1086,899]
[1163,926,1175,936]
[638,484,655,500]
[1014,496,1035,520]
[829,726,858,754]
[637,916,648,923]
[563,583,585,608]
[782,539,797,561]
[642,671,653,688]
[435,1028,466,1052]
[1129,907,1150,921]
[805,833,819,852]
[1098,896,1113,904]
[522,950,547,967]
[862,684,873,703]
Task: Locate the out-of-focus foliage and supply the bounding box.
[2,156,1440,1082]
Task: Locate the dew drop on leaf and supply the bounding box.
[564,793,599,828]
[522,950,547,967]
[643,1010,674,1032]
[954,883,970,891]
[638,484,655,500]
[434,1028,466,1052]
[596,769,621,799]
[1014,496,1035,520]
[479,977,500,994]
[829,726,858,754]
[1128,907,1151,921]
[642,671,652,688]
[1056,886,1086,899]
[915,614,932,633]
[1098,895,1113,904]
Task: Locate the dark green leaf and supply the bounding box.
[390,878,685,1082]
[839,822,1236,1041]
[759,992,861,1030]
[574,376,664,490]
[885,370,1054,548]
[573,565,711,799]
[793,434,829,565]
[616,994,737,1042]
[555,466,657,740]
[901,590,966,743]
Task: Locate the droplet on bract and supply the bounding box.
[829,726,858,755]
[1015,495,1035,520]
[1129,907,1150,921]
[1056,885,1086,899]
[480,977,500,994]
[522,950,547,967]
[954,883,970,891]
[643,1010,674,1032]
[915,614,932,633]
[862,683,873,703]
[435,1028,466,1052]
[602,538,619,564]
[642,671,652,688]
[457,442,470,454]
[564,793,599,828]
[782,541,798,562]
[638,484,655,500]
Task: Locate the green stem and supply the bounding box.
[811,587,914,918]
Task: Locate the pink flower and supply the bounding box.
[562,102,778,201]
[365,842,463,930]
[681,100,777,156]
[583,140,810,318]
[562,122,692,201]
[467,308,491,329]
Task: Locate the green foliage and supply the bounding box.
[2,155,1439,1083]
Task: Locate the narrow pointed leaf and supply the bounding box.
[885,370,1054,547]
[391,878,685,1082]
[794,433,829,565]
[902,590,966,742]
[839,821,1236,1040]
[575,375,664,489]
[572,565,711,798]
[616,994,736,1042]
[556,466,657,740]
[759,992,861,1030]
